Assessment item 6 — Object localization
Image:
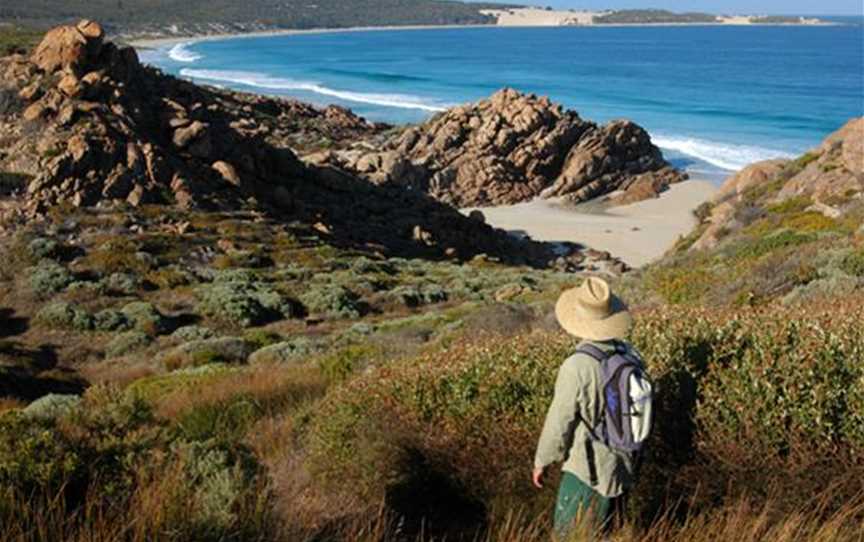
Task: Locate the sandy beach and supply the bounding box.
[127,11,833,49]
[464,180,717,268]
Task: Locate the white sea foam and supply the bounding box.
[179,68,448,112]
[168,42,204,63]
[653,135,795,171]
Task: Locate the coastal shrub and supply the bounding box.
[28,260,73,298]
[645,265,717,305]
[242,329,283,350]
[727,230,815,261]
[161,338,254,371]
[145,265,194,290]
[299,284,363,319]
[840,249,864,277]
[318,343,380,383]
[307,300,864,524]
[82,239,153,275]
[126,365,242,404]
[172,325,217,342]
[21,394,81,421]
[248,338,318,366]
[92,309,132,332]
[102,272,144,296]
[33,302,93,331]
[105,332,152,359]
[27,237,62,261]
[121,301,168,335]
[196,279,297,328]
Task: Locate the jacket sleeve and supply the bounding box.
[534,360,582,470]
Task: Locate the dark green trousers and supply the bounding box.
[553,471,612,538]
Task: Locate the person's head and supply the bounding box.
[554,276,632,341]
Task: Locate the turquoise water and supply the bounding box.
[142,21,864,182]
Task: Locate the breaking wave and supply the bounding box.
[168,42,204,63]
[653,135,796,171]
[179,68,448,112]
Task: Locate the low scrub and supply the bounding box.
[307,300,864,535]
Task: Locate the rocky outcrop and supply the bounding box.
[0,21,629,272]
[325,88,685,207]
[690,117,863,251]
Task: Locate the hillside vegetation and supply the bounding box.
[636,118,864,307]
[594,10,719,24]
[0,0,511,31]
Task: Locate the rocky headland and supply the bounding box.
[319,88,686,208]
[2,20,597,270]
[690,117,863,251]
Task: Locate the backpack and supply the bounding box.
[576,342,654,454]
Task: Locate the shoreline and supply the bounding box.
[127,19,841,49]
[463,180,718,268]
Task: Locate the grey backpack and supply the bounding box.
[577,342,654,454]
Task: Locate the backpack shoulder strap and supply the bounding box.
[575,342,614,362]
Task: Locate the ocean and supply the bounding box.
[141,20,864,183]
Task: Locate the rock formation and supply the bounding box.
[691,117,863,251]
[324,88,685,207]
[0,21,631,272]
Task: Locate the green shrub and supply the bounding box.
[21,394,81,420]
[248,338,317,365]
[766,196,811,215]
[728,230,815,261]
[126,365,241,403]
[161,338,254,371]
[196,279,297,328]
[172,325,216,342]
[28,261,73,298]
[93,309,133,332]
[840,249,864,277]
[121,302,168,335]
[102,272,143,296]
[33,302,93,331]
[145,266,193,289]
[300,284,363,319]
[105,332,152,358]
[307,302,864,519]
[242,329,283,350]
[319,343,379,383]
[27,237,62,261]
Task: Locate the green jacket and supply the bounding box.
[534,340,638,498]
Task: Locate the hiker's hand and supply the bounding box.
[532,467,545,489]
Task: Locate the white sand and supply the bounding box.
[464,180,717,268]
[480,8,597,27]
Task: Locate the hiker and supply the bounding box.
[532,277,653,537]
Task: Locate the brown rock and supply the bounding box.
[18,83,42,101]
[713,159,786,204]
[22,102,49,121]
[31,22,101,76]
[212,161,241,186]
[58,74,82,97]
[173,121,208,149]
[335,89,680,207]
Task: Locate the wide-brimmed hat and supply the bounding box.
[555,277,632,341]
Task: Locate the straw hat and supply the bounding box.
[555,277,633,341]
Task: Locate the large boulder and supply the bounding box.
[31,20,104,76]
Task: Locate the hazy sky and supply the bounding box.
[472,1,862,16]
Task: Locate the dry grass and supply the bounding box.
[153,365,326,420]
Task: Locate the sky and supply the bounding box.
[470,0,863,16]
